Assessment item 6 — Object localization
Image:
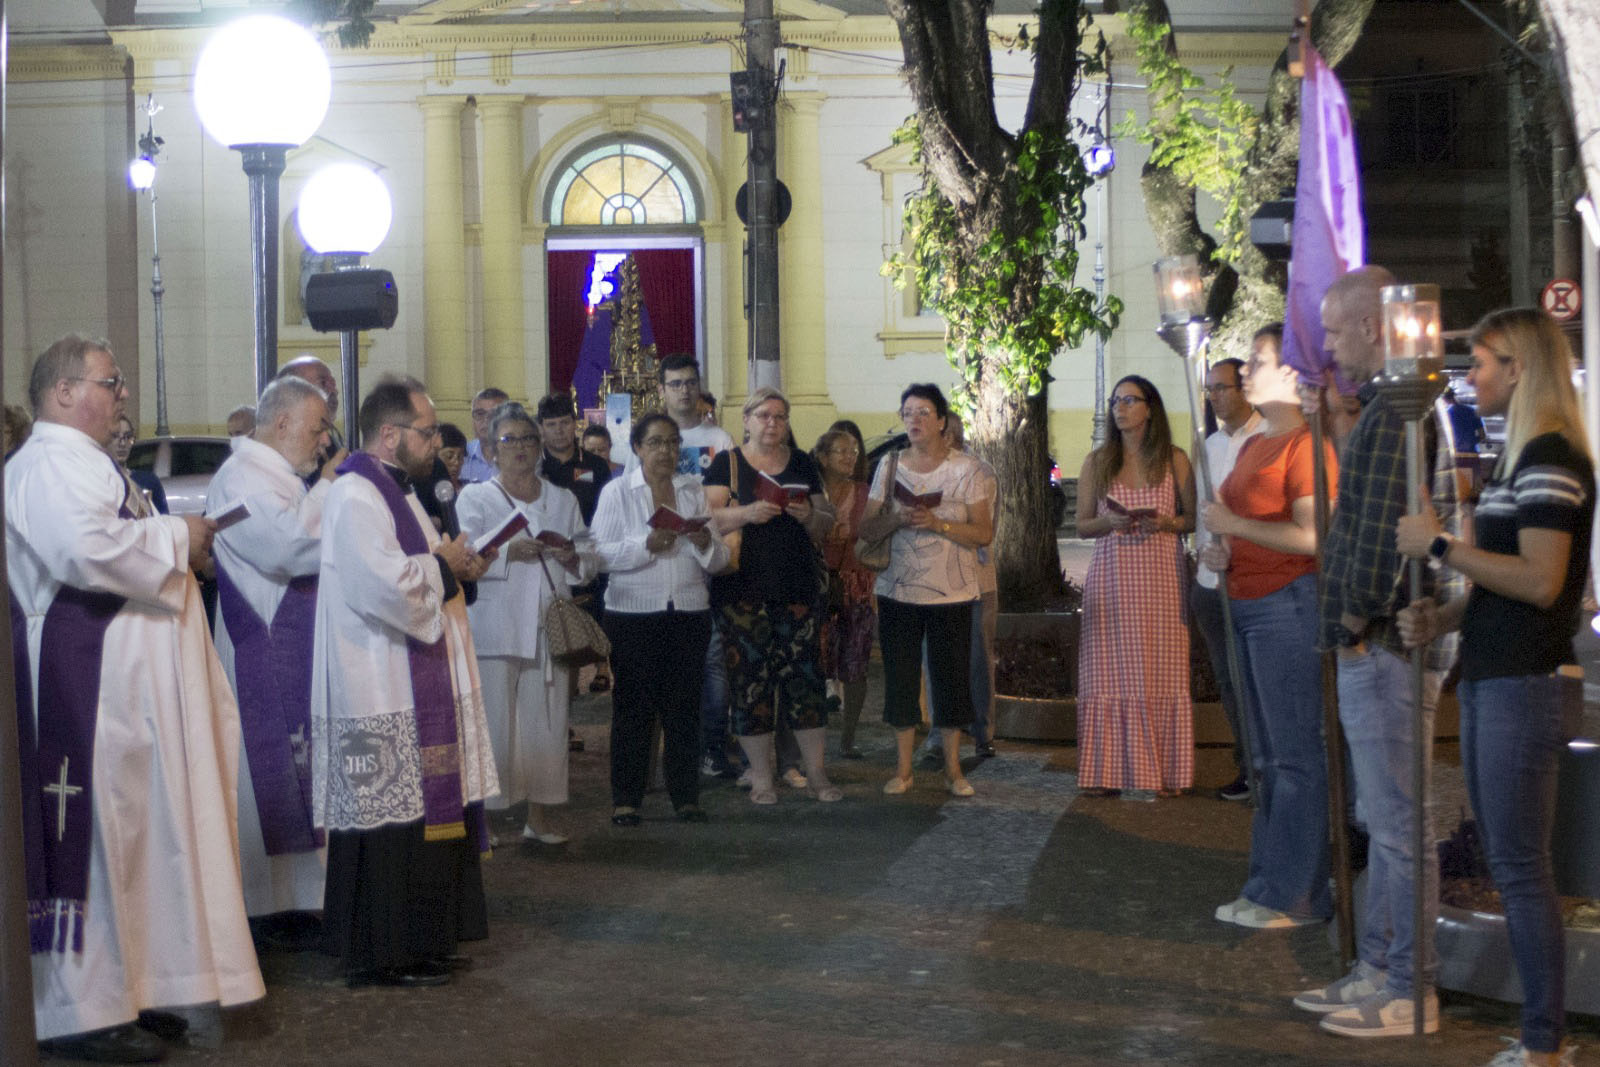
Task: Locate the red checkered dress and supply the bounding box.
[1076,469,1194,791]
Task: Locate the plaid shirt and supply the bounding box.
[1319,383,1463,671]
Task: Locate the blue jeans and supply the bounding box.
[1459,674,1568,1054]
[1337,644,1440,994]
[1231,575,1331,919]
[1190,582,1247,777]
[699,620,730,756]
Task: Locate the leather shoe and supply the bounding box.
[42,1023,167,1063]
[975,741,996,758]
[135,1011,188,1042]
[611,807,641,827]
[346,961,452,988]
[430,954,473,972]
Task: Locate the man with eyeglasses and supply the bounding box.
[206,375,344,956]
[277,356,342,478]
[311,376,499,990]
[462,386,511,484]
[9,334,263,1062]
[1191,354,1263,802]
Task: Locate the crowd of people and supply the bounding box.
[6,262,1592,1067]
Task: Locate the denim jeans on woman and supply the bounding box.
[1230,574,1331,919]
[1337,643,1441,995]
[1459,673,1568,1054]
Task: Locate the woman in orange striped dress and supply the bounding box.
[1074,375,1197,798]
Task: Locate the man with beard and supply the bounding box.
[9,334,261,1061]
[310,376,500,987]
[208,375,344,951]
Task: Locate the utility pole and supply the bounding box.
[740,0,781,392]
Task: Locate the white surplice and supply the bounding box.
[5,421,263,1040]
[310,465,498,833]
[207,435,330,915]
[456,476,597,807]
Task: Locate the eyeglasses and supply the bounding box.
[72,375,125,394]
[662,378,701,392]
[388,423,442,440]
[831,447,860,458]
[899,408,937,421]
[750,411,789,424]
[111,432,136,444]
[1109,395,1147,408]
[496,432,540,446]
[1203,383,1238,394]
[639,436,683,451]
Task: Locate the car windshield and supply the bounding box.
[171,441,232,478]
[125,443,158,473]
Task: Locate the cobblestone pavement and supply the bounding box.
[98,641,1592,1067]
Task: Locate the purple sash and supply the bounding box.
[337,451,466,842]
[216,565,322,855]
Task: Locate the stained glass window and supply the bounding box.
[549,140,698,226]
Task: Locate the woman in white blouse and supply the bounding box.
[591,413,729,825]
[457,404,597,845]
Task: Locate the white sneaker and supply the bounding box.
[1318,988,1439,1038]
[1292,960,1386,1013]
[1483,1037,1579,1066]
[1213,896,1250,924]
[1230,902,1322,930]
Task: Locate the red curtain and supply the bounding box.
[634,248,696,360]
[546,250,593,395]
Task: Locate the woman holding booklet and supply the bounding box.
[857,383,995,799]
[458,403,597,845]
[703,387,840,806]
[1074,375,1196,799]
[591,412,729,824]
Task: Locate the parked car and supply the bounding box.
[864,430,1068,528]
[125,436,233,516]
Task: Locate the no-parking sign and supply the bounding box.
[1541,278,1582,321]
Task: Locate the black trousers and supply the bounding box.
[605,608,712,809]
[322,818,487,974]
[878,596,974,730]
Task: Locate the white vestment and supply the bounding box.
[457,477,597,807]
[6,422,263,1040]
[310,465,498,833]
[208,436,330,915]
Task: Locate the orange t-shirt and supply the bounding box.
[1218,426,1337,600]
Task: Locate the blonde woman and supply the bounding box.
[1396,308,1592,1067]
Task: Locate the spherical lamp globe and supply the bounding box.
[296,164,393,255]
[193,15,331,149]
[128,157,157,191]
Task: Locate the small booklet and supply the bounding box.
[753,471,810,507]
[208,501,251,531]
[1105,496,1156,520]
[892,482,944,509]
[534,529,574,551]
[647,505,711,535]
[472,511,530,555]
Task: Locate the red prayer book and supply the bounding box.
[754,471,810,507]
[208,501,251,531]
[472,511,529,554]
[647,506,711,534]
[892,482,943,509]
[1105,496,1156,520]
[534,529,574,550]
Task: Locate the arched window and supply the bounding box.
[547,138,699,226]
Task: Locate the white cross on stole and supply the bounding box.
[43,756,83,841]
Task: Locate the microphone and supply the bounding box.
[433,480,455,508]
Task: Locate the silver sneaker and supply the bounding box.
[1292,960,1386,1013]
[1484,1037,1579,1066]
[1318,988,1439,1038]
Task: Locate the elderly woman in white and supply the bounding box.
[458,403,598,845]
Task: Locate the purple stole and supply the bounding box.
[216,565,322,855]
[336,452,466,842]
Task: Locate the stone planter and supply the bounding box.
[992,612,1077,742]
[1436,905,1600,1015]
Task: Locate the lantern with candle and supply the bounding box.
[1380,283,1444,381]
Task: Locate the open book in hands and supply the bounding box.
[1104,496,1157,521]
[754,471,810,507]
[647,505,711,535]
[472,510,530,554]
[892,482,943,510]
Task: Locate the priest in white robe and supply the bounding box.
[208,376,343,936]
[7,335,262,1062]
[310,375,499,988]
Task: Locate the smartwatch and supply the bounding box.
[1427,532,1456,565]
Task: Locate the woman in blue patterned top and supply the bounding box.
[1396,307,1593,1067]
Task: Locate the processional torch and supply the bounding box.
[1372,282,1447,1039]
[1153,255,1258,803]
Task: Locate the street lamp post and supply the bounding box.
[1086,79,1115,448]
[193,15,331,398]
[128,95,168,436]
[297,163,394,434]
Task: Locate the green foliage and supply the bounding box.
[886,84,1121,414]
[1115,5,1259,266]
[287,0,378,49]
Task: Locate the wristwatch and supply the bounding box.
[1427,532,1457,565]
[939,521,952,535]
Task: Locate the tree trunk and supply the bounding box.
[972,380,1057,611]
[1536,1,1600,224]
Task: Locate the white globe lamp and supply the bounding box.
[193,14,332,396]
[296,164,393,256]
[127,156,156,191]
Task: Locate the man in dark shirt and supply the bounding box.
[1296,265,1461,1039]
